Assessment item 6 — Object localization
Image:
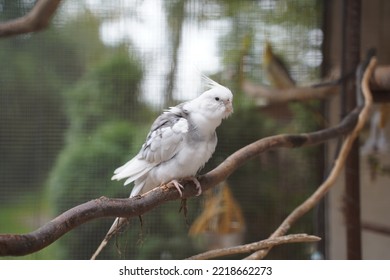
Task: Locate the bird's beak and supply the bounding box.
[224,100,233,114]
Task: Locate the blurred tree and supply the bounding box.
[0,2,83,200]
[163,0,187,107]
[0,0,35,20]
[63,51,145,137]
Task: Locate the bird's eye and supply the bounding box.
[215,97,220,101]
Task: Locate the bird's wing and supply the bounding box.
[112,105,189,185]
[141,106,189,163]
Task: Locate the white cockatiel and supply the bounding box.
[91,76,233,259]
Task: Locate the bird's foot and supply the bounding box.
[167,179,184,197]
[167,177,202,197]
[185,176,202,196]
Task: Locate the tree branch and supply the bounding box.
[243,64,390,104]
[0,101,361,256]
[242,79,338,103]
[362,221,390,236]
[245,56,377,260]
[371,65,390,92]
[0,0,62,38]
[187,234,320,260]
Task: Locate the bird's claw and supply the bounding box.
[167,177,202,197]
[168,179,184,197]
[188,177,202,196]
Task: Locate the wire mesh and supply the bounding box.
[0,0,323,259]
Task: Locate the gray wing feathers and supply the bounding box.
[141,106,189,163]
[142,118,188,163]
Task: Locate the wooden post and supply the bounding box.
[341,0,362,260]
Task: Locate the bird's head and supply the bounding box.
[194,76,233,122]
[182,75,233,132]
[199,85,233,120]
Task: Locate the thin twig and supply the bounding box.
[187,234,320,260]
[245,57,377,260]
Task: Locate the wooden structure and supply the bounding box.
[324,0,390,259]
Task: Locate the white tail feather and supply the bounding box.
[112,157,153,186]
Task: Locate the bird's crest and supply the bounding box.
[201,74,224,91]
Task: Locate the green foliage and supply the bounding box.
[0,0,35,20]
[59,10,119,70]
[64,52,145,136]
[0,4,119,202]
[49,122,141,211]
[0,29,84,200]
